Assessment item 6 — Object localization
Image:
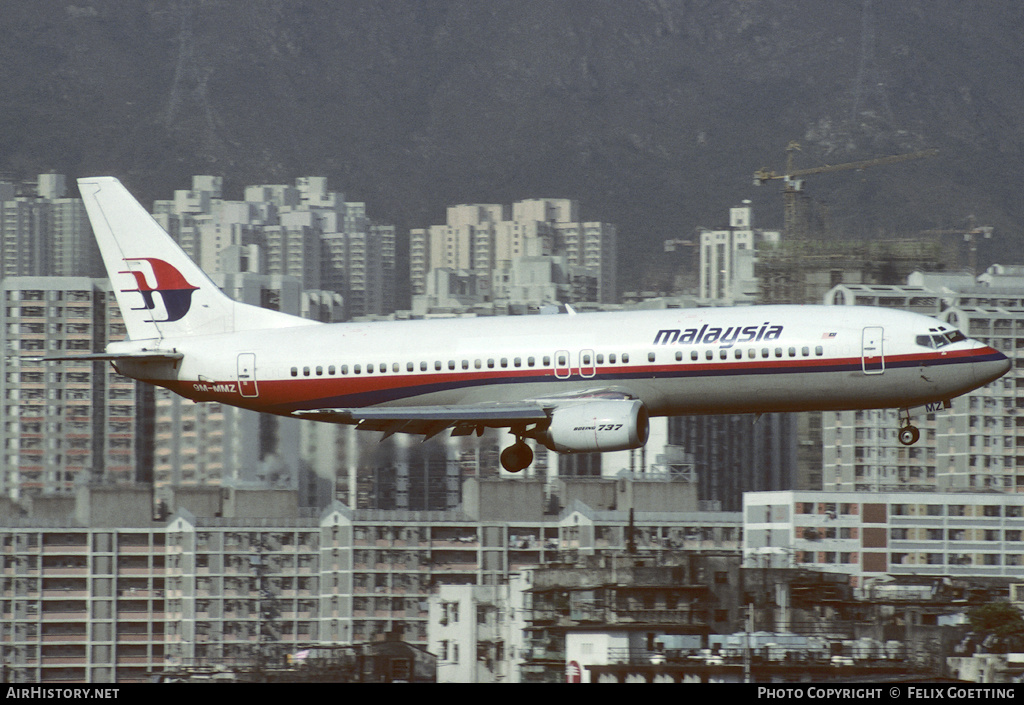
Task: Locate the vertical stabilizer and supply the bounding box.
[78,176,313,341]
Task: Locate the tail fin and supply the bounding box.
[78,176,313,340]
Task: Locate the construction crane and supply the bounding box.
[919,215,993,277]
[754,141,939,240]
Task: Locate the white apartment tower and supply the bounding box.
[699,201,780,305]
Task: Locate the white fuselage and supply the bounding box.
[112,304,1010,420]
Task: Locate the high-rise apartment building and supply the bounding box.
[153,175,396,319]
[0,507,167,683]
[745,490,1024,585]
[698,202,780,305]
[668,413,799,512]
[1,175,101,280]
[1,477,740,682]
[1,278,147,500]
[410,198,617,308]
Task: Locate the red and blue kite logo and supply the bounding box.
[119,258,199,323]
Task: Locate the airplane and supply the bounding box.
[47,176,1011,474]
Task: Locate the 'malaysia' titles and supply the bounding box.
[653,322,784,349]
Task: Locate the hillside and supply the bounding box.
[1,0,1022,292]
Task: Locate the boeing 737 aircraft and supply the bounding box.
[50,177,1011,473]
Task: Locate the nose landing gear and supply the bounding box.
[898,425,921,446]
[897,407,920,446]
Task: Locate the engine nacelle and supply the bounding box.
[532,400,650,453]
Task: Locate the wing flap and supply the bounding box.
[293,402,551,427]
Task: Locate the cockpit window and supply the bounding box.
[916,329,967,349]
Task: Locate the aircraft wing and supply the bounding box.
[292,387,641,440]
[293,402,552,440]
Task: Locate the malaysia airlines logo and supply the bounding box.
[653,322,784,349]
[119,258,199,322]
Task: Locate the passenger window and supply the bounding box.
[705,350,714,360]
[775,348,783,358]
[406,362,413,372]
[788,347,796,357]
[500,358,507,368]
[609,354,617,364]
[747,349,756,359]
[543,356,551,366]
[734,349,743,359]
[801,347,809,357]
[303,367,311,376]
[528,357,536,367]
[622,353,629,363]
[354,365,361,374]
[675,351,682,362]
[435,361,442,371]
[474,359,482,369]
[382,364,389,373]
[365,364,373,374]
[815,346,823,356]
[341,365,348,374]
[595,354,603,365]
[462,360,469,370]
[719,350,728,360]
[316,366,323,376]
[420,361,428,372]
[648,352,656,363]
[291,367,298,377]
[328,365,336,375]
[761,348,769,358]
[514,357,522,367]
[448,361,456,370]
[690,351,698,361]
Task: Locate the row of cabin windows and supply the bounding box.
[288,345,826,378]
[674,345,825,362]
[290,353,632,378]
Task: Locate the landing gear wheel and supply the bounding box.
[898,425,920,446]
[500,441,533,473]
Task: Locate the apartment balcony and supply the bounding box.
[40,656,87,666]
[41,633,88,643]
[40,612,86,622]
[42,590,88,599]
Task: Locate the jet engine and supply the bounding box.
[531,399,650,453]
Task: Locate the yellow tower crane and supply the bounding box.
[754,141,938,240]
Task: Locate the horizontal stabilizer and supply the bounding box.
[38,350,184,363]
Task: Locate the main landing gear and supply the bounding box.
[500,436,534,473]
[897,408,920,446]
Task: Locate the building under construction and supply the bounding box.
[755,238,956,306]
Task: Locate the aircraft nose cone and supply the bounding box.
[975,345,1011,387]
